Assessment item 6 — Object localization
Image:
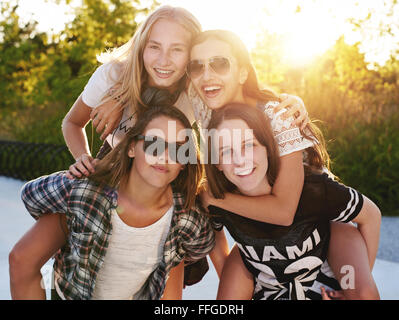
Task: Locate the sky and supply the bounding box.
[9,0,399,67]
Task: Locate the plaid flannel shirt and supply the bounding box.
[21,171,215,300]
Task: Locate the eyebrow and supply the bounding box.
[144,135,187,144]
[147,40,188,47]
[219,138,254,151]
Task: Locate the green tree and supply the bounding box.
[0,0,153,144]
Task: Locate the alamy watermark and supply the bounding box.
[143,122,255,165]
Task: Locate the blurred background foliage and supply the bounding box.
[0,0,398,215]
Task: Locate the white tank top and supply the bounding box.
[90,205,173,300]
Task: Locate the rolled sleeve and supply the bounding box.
[21,171,72,220]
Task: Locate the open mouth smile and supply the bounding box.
[154,68,174,78]
[202,85,222,98]
[234,166,255,177]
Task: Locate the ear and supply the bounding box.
[127,141,136,158]
[216,163,223,171]
[239,68,248,85]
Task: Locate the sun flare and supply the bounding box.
[160,0,350,67]
[13,0,395,67]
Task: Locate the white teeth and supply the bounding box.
[155,68,173,74]
[204,86,221,92]
[234,167,254,176]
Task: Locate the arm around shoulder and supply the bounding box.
[211,151,304,226]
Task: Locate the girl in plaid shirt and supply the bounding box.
[16,104,214,300]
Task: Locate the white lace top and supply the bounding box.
[261,100,315,156]
[189,89,315,157]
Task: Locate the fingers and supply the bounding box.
[80,154,96,173]
[295,113,310,131]
[65,171,75,180]
[95,116,108,135]
[100,117,119,141]
[91,108,108,134]
[275,94,310,129]
[91,105,123,140]
[68,154,96,178]
[279,93,289,101]
[274,97,292,113]
[90,109,100,127]
[321,287,331,300]
[275,94,305,115]
[281,105,301,119]
[321,287,345,300]
[90,108,98,121]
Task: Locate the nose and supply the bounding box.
[157,146,169,164]
[232,149,245,166]
[157,49,171,66]
[202,64,214,81]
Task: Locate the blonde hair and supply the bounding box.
[96,6,202,116]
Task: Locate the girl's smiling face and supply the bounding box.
[143,18,191,91]
[189,38,247,109]
[215,118,270,196]
[128,115,185,189]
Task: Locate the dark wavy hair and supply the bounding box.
[89,89,203,209]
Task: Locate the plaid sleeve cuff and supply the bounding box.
[21,171,72,219]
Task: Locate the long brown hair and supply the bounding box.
[205,103,281,199]
[191,29,331,172]
[89,104,203,210]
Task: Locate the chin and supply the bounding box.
[205,100,224,110]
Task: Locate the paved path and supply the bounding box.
[1,176,398,300]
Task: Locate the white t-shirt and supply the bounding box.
[91,205,173,300]
[81,63,195,148]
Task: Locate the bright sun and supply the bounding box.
[279,6,342,66]
[160,0,350,67]
[15,0,393,67]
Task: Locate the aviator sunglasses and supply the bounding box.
[186,56,231,79]
[136,135,192,164]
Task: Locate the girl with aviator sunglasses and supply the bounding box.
[18,101,214,300]
[187,30,380,299]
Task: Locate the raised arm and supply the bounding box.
[62,94,98,178]
[62,95,92,160]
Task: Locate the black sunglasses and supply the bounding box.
[187,56,231,79]
[136,135,192,164]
